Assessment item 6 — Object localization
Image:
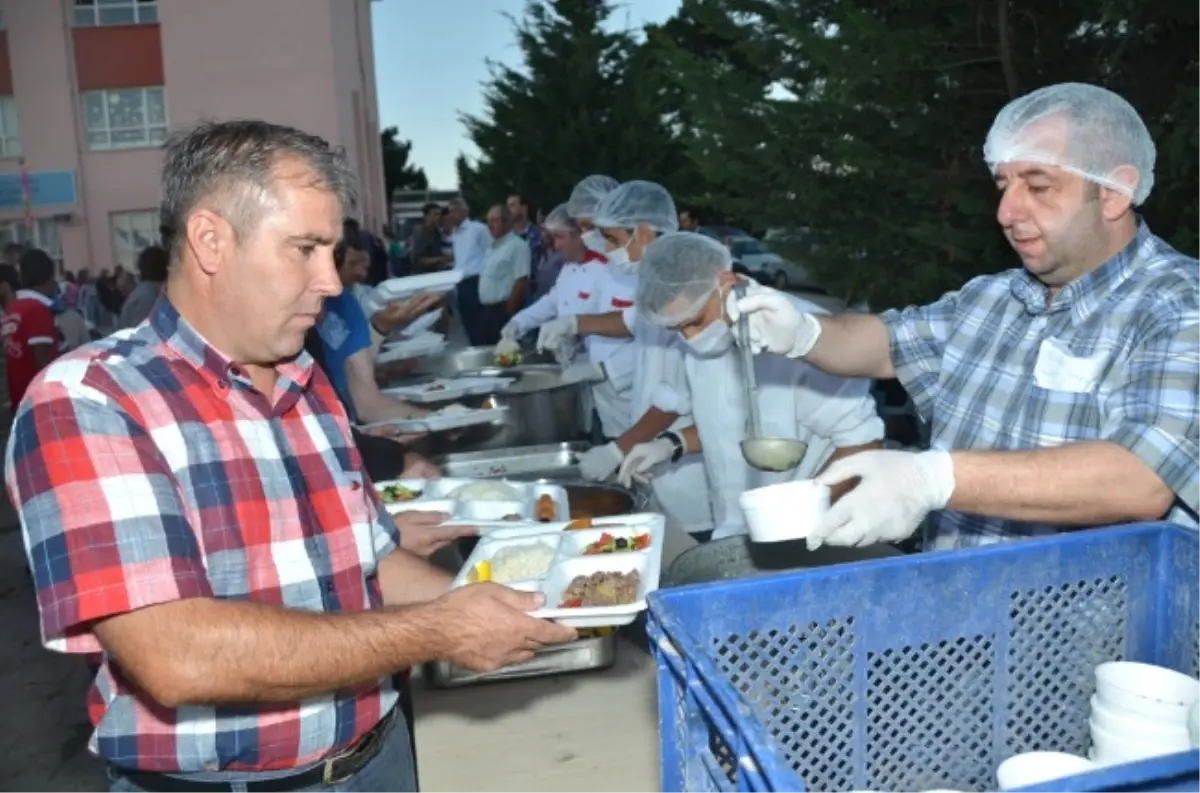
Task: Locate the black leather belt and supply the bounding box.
[113,708,397,792]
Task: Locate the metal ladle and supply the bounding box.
[733,283,808,472]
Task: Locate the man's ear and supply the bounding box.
[185,210,232,276]
[1101,166,1137,221]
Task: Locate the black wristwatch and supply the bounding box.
[658,431,685,463]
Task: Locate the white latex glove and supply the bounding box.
[560,362,605,385]
[578,442,625,481]
[495,336,520,358]
[537,315,578,356]
[807,449,955,550]
[617,437,675,487]
[499,321,520,343]
[725,283,822,358]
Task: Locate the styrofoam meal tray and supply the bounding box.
[400,307,444,337]
[385,406,508,433]
[374,477,570,525]
[451,513,667,628]
[376,339,447,365]
[381,375,515,404]
[375,271,463,301]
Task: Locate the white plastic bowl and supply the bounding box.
[1090,694,1192,739]
[738,480,829,543]
[996,751,1095,791]
[1188,701,1199,748]
[1095,662,1200,720]
[1090,717,1191,765]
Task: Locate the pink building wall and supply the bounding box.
[0,0,384,274]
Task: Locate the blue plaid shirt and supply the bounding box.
[882,222,1199,549]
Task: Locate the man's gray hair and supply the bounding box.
[448,197,470,214]
[160,119,358,266]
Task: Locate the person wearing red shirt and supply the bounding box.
[1,248,60,410]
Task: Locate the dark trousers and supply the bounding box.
[351,428,409,481]
[455,276,485,346]
[475,302,510,347]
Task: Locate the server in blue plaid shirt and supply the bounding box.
[728,82,1199,551]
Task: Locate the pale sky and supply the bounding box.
[370,0,683,188]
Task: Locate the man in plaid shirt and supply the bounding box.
[5,120,575,792]
[728,82,1198,550]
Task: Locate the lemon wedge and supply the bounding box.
[474,560,492,583]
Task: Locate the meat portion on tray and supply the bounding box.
[560,570,640,608]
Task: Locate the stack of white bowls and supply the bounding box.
[1089,661,1200,765]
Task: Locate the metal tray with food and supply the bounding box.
[424,630,618,689]
[374,477,570,526]
[381,375,514,404]
[451,513,666,629]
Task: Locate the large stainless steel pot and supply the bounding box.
[663,536,901,587]
[433,442,650,515]
[409,366,592,455]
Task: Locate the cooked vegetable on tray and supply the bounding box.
[495,351,523,367]
[560,570,640,608]
[566,517,594,531]
[379,483,422,502]
[583,532,650,555]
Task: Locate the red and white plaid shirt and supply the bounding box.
[5,298,399,773]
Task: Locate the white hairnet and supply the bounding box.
[593,180,679,233]
[983,82,1156,205]
[544,203,578,233]
[565,175,619,220]
[636,231,732,325]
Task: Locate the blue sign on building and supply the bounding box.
[0,170,78,211]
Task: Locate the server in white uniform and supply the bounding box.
[618,232,885,539]
[540,181,716,538]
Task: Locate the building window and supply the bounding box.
[110,210,160,271]
[0,97,19,158]
[82,87,167,151]
[0,219,64,264]
[73,0,158,27]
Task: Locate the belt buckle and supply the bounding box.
[321,757,353,787]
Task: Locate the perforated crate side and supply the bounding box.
[650,524,1198,793]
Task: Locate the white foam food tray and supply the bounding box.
[375,271,463,301]
[374,477,570,526]
[451,513,666,628]
[376,339,447,365]
[382,375,514,404]
[400,307,444,337]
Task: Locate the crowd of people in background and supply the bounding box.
[0,239,168,416]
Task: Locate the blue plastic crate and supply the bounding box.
[648,523,1200,792]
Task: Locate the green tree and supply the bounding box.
[381,126,428,200]
[457,0,701,216]
[652,0,1198,309]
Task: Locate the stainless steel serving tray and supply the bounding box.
[433,441,589,480]
[424,633,617,689]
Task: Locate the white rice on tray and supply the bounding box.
[489,543,556,583]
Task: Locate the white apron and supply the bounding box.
[685,294,884,538]
[629,312,714,535]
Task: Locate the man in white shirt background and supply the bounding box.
[446,197,493,345]
[477,203,532,345]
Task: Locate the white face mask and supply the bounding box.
[582,230,607,254]
[685,319,734,357]
[606,242,638,275]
